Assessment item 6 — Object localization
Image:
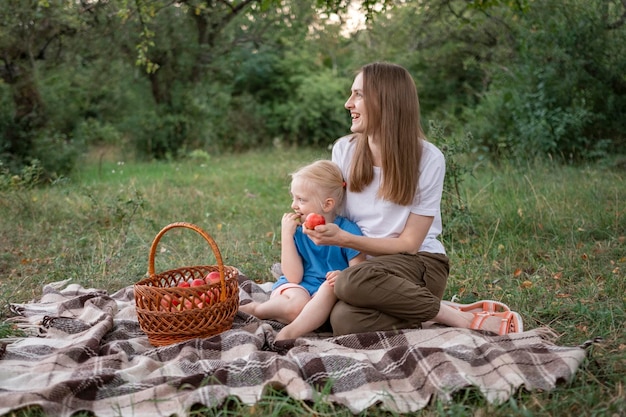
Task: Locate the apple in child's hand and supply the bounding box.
[303,213,325,230]
[204,271,221,284]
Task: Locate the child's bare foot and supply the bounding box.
[275,325,296,341]
[239,301,259,316]
[275,325,293,341]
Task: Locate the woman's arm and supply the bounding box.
[305,212,433,256]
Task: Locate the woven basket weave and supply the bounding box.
[134,222,239,346]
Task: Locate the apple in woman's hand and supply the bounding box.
[304,213,325,229]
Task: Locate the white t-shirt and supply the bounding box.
[332,135,446,255]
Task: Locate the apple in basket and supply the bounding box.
[303,213,325,230]
[183,296,204,310]
[160,294,181,312]
[204,271,221,284]
[178,281,190,288]
[204,288,219,304]
[191,278,206,287]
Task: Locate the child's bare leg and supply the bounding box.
[276,282,337,341]
[239,288,310,324]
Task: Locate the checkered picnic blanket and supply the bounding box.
[0,276,590,417]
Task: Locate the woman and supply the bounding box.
[305,62,522,336]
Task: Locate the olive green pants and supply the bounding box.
[330,252,449,336]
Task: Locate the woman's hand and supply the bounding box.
[304,213,434,256]
[302,222,343,246]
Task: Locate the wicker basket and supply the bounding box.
[134,222,239,346]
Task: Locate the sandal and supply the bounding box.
[470,311,524,335]
[443,299,511,314]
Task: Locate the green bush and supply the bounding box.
[465,0,625,162]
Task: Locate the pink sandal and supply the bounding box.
[470,311,524,335]
[443,299,511,314]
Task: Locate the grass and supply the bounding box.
[1,147,624,416]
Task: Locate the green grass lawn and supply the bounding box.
[1,147,624,416]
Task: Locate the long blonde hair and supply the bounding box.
[349,62,424,206]
[291,160,346,214]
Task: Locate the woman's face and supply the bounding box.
[345,72,366,134]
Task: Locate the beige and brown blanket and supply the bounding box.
[0,276,591,417]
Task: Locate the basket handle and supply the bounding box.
[148,222,227,298]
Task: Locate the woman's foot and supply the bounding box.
[442,299,511,314]
[470,311,524,335]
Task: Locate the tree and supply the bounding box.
[0,0,96,167]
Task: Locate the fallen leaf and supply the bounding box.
[575,324,589,334]
[520,280,533,289]
[553,272,563,280]
[513,268,523,277]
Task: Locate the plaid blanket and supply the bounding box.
[0,276,590,417]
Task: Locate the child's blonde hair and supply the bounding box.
[290,160,346,214]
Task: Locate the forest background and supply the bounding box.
[1,0,625,180]
[1,1,625,416]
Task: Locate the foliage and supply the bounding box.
[1,0,625,178]
[0,159,44,190]
[462,0,626,162]
[427,120,474,242]
[0,0,105,173]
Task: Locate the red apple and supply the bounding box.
[190,278,206,287]
[178,281,190,288]
[204,289,219,304]
[161,294,180,311]
[205,271,221,284]
[303,213,325,230]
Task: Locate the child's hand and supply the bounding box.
[281,212,301,236]
[325,270,341,286]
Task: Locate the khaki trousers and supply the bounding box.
[330,252,449,336]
